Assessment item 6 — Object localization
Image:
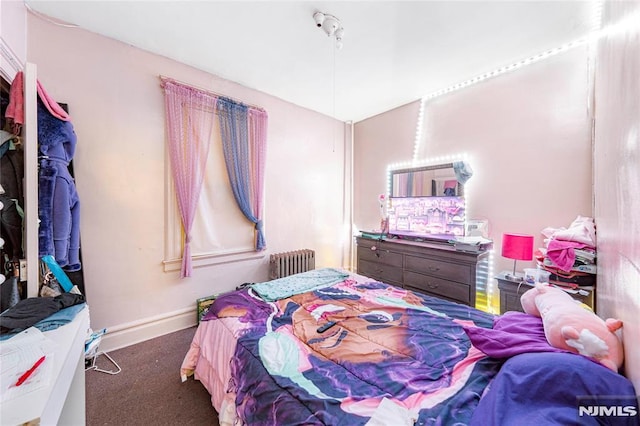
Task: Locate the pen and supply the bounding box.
[15,355,46,387]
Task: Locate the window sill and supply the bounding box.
[163,249,265,272]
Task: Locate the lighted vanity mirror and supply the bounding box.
[390,163,464,197]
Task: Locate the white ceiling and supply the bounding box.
[25,1,599,122]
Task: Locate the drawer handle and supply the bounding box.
[370,246,382,258]
[376,268,385,274]
[427,266,440,272]
[427,282,439,289]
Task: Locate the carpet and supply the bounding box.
[86,326,220,426]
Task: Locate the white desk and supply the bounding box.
[1,306,89,426]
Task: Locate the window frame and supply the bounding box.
[161,115,265,272]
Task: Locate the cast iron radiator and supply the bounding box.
[269,249,315,280]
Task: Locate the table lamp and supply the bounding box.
[501,233,534,280]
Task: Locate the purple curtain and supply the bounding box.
[217,98,268,250]
[161,78,217,277]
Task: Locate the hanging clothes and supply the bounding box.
[4,71,80,272]
[5,71,70,134]
[0,130,25,262]
[37,99,81,272]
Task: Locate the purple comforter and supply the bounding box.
[204,279,501,425]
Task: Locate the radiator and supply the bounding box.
[269,249,315,280]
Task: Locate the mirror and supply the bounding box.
[390,163,464,197]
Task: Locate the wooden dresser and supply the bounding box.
[356,236,489,307]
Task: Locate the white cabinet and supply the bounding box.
[0,307,89,425]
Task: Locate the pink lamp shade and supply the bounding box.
[501,233,534,261]
[502,233,534,278]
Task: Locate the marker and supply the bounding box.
[15,355,46,387]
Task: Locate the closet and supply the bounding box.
[2,0,87,309]
[0,74,24,307]
[1,64,85,306]
[0,63,39,303]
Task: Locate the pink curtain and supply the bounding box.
[248,108,268,248]
[161,78,217,277]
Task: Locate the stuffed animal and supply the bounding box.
[520,282,624,372]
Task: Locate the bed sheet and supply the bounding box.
[183,274,503,425]
[181,317,245,425]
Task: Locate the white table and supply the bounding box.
[1,306,89,425]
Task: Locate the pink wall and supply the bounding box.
[594,1,640,393]
[354,101,421,231]
[418,46,593,275]
[354,46,593,277]
[353,3,640,391]
[27,15,348,348]
[0,0,27,79]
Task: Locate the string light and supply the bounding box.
[412,100,425,163]
[414,0,623,110]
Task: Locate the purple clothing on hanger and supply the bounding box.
[37,100,81,271]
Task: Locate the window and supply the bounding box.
[161,78,267,275]
[163,121,262,271]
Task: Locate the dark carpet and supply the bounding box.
[86,326,220,426]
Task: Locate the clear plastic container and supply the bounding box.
[523,268,551,285]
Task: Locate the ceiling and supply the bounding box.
[25,1,599,122]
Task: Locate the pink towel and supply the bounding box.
[5,71,70,133]
[546,239,588,272]
[37,78,70,121]
[5,72,24,133]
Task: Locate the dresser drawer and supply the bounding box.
[358,245,403,268]
[404,270,471,304]
[404,255,471,283]
[358,258,403,286]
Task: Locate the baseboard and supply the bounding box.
[98,307,197,353]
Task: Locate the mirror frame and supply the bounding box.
[389,163,464,198]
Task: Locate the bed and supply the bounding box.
[181,268,638,425]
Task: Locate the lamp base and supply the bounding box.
[505,260,524,281]
[504,272,524,282]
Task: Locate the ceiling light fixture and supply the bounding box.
[313,11,345,49]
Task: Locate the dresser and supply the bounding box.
[356,236,489,307]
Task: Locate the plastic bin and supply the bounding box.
[524,268,551,285]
